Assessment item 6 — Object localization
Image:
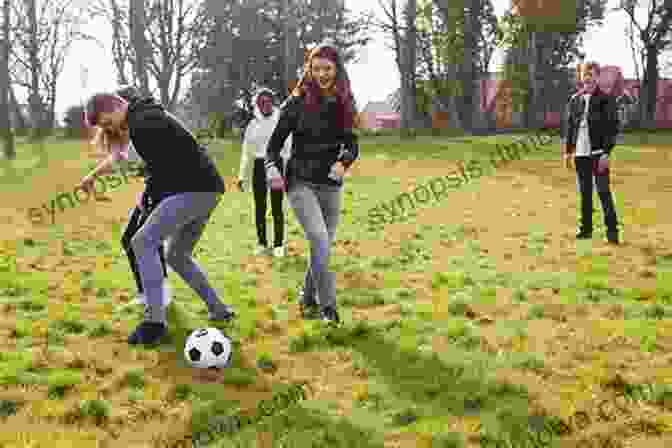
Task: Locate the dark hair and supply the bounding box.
[84,93,127,127]
[291,44,358,129]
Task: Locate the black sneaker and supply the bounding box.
[298,288,320,319]
[300,302,321,320]
[208,304,236,322]
[320,306,340,326]
[128,321,167,345]
[576,231,592,240]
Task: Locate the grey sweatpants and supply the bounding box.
[286,180,341,310]
[131,192,228,323]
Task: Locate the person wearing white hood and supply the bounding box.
[238,88,292,257]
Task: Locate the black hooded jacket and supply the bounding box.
[561,86,619,156]
[126,96,226,204]
[264,94,359,188]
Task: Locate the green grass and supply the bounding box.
[47,369,84,398]
[76,398,111,424]
[2,130,671,446]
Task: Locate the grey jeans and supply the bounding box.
[286,180,341,310]
[131,192,228,323]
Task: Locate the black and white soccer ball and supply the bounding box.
[184,327,232,369]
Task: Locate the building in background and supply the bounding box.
[360,99,400,130]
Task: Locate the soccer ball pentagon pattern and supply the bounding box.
[184,327,232,369]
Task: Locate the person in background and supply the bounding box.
[562,61,620,245]
[238,88,292,257]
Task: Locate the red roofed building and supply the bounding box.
[360,100,400,129]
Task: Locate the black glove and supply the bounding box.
[237,179,245,192]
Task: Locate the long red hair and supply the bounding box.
[291,44,359,129]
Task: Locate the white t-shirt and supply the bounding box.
[238,108,291,182]
[126,140,143,163]
[110,140,144,164]
[575,94,591,157]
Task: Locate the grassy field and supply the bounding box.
[0,130,671,447]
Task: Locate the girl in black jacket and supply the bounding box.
[265,44,360,325]
[89,86,171,308]
[82,92,235,345]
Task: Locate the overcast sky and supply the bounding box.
[50,0,656,119]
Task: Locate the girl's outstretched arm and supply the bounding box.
[80,129,131,189]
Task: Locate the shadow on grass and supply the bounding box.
[194,400,387,448]
[348,328,530,418]
[287,319,536,444]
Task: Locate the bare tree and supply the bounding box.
[0,0,14,159]
[90,0,213,111]
[110,0,131,85]
[144,0,211,109]
[401,0,417,132]
[10,0,93,138]
[8,85,28,132]
[25,0,42,137]
[377,0,419,134]
[616,0,672,128]
[129,0,149,94]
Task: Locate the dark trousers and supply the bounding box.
[253,158,284,247]
[121,205,167,293]
[575,155,618,235]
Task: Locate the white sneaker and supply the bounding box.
[273,246,286,258]
[254,245,269,256]
[135,283,172,307]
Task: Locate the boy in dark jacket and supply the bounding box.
[562,61,620,244]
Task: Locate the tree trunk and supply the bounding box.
[437,63,463,129]
[459,0,479,132]
[399,0,417,135]
[640,45,658,129]
[25,0,45,139]
[129,0,150,95]
[524,30,543,129]
[0,0,14,160]
[110,0,129,85]
[8,86,28,132]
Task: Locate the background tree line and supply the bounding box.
[2,0,672,160]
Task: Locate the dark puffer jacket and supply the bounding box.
[264,94,359,189]
[562,86,619,156]
[127,96,226,205]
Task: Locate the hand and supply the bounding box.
[596,155,609,174]
[269,176,285,192]
[563,153,574,169]
[237,179,245,192]
[330,161,346,178]
[78,174,96,192]
[137,191,145,212]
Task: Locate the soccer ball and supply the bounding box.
[184,327,232,369]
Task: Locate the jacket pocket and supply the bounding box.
[289,157,331,180]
